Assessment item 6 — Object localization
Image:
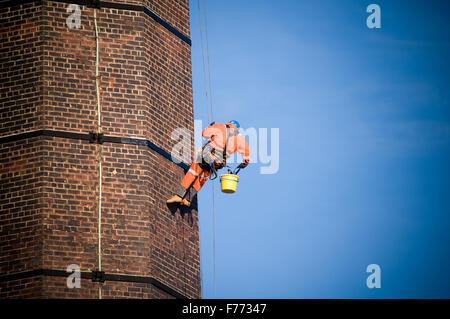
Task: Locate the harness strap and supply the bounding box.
[223,125,238,164]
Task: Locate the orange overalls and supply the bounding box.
[176,123,250,201]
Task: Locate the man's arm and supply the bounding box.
[237,135,250,168]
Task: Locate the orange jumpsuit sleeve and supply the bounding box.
[202,124,217,139]
[237,135,250,164]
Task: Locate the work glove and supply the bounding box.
[237,161,248,169]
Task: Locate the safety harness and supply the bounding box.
[222,124,238,163]
[202,123,238,180]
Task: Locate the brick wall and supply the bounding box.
[0,1,43,136]
[0,137,44,278]
[0,0,200,299]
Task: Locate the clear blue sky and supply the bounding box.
[189,0,450,298]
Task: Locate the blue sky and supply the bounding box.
[189,0,450,298]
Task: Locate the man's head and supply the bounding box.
[227,120,240,131]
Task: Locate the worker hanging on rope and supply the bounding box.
[167,120,250,206]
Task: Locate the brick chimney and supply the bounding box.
[0,0,200,299]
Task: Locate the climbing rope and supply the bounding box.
[211,183,216,298]
[203,0,214,121]
[197,0,216,299]
[93,8,103,300]
[202,1,216,297]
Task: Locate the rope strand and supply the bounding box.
[203,0,214,120]
[197,0,211,123]
[211,183,216,298]
[94,8,103,300]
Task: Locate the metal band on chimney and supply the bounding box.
[0,0,192,45]
[0,130,190,171]
[0,269,188,299]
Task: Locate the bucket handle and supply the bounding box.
[227,165,241,175]
[209,165,240,181]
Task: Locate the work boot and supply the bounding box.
[166,195,183,204]
[181,198,191,207]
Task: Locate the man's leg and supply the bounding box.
[192,168,211,194]
[179,161,206,196]
[167,160,203,204]
[167,146,215,205]
[181,167,211,206]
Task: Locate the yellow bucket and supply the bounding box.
[220,174,239,193]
